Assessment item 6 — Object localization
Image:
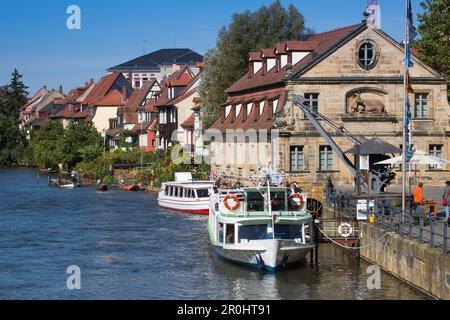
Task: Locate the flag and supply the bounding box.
[405,70,414,93]
[403,0,417,67]
[407,0,418,41]
[366,0,381,29]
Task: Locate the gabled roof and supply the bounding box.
[82,73,127,105]
[155,66,196,107]
[108,48,204,72]
[226,23,365,94]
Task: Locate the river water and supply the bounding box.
[0,168,427,300]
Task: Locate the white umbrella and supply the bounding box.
[375,150,449,166]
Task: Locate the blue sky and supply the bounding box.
[0,0,424,94]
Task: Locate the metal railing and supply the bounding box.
[326,188,449,254]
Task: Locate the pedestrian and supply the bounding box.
[443,181,450,223]
[413,182,424,215]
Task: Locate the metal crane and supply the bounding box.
[289,95,395,194]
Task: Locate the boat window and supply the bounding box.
[226,224,235,244]
[165,186,168,196]
[239,225,268,241]
[182,188,186,198]
[246,191,265,212]
[169,186,173,197]
[196,189,209,199]
[274,224,302,240]
[218,223,224,243]
[270,191,287,211]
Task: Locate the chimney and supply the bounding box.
[90,78,94,85]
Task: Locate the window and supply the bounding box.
[304,93,319,117]
[414,93,429,118]
[218,223,224,243]
[134,80,141,88]
[358,42,376,69]
[274,224,302,240]
[226,224,235,244]
[429,145,443,170]
[239,225,268,242]
[290,146,305,172]
[196,189,209,199]
[319,146,333,171]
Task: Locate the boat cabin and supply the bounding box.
[210,187,313,246]
[162,182,212,200]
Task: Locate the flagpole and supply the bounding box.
[402,0,408,219]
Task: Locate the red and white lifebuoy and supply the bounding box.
[289,194,304,209]
[224,194,240,211]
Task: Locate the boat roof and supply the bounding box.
[162,181,214,189]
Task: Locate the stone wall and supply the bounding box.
[360,222,450,299]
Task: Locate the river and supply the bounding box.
[0,168,427,300]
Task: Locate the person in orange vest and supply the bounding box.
[413,182,424,214]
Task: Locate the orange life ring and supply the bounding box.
[290,194,304,209]
[224,194,240,211]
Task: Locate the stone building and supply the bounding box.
[209,21,449,189]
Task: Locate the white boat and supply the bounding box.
[208,185,315,272]
[158,173,215,215]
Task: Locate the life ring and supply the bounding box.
[338,222,354,238]
[224,194,240,211]
[289,194,304,209]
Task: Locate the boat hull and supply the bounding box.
[158,197,210,215]
[212,240,314,272]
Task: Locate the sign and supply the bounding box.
[175,172,193,182]
[360,155,369,170]
[357,199,374,221]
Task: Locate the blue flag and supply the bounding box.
[405,97,413,162]
[403,0,417,67]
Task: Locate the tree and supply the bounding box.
[415,0,450,100]
[30,121,64,168]
[59,122,103,169]
[0,70,28,165]
[199,1,311,128]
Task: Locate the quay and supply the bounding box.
[320,185,450,300]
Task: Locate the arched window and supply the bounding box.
[358,42,377,69]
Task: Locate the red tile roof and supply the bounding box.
[285,40,319,52]
[227,23,365,94]
[261,49,276,58]
[96,90,125,106]
[82,72,122,105]
[181,113,195,128]
[249,52,263,61]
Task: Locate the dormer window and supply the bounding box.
[258,101,265,117]
[272,99,279,114]
[235,104,242,118]
[225,105,232,118]
[246,103,253,117]
[253,62,262,73]
[280,55,288,68]
[267,58,276,71]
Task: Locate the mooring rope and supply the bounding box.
[316,225,395,250]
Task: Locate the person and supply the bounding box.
[413,183,424,215]
[443,181,450,223]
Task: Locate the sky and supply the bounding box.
[0,0,425,94]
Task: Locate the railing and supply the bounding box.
[326,188,449,254]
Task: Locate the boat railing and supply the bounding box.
[214,189,310,218]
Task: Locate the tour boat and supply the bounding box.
[158,173,215,215]
[208,185,315,272]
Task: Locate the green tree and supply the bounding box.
[29,121,64,168]
[60,121,103,169]
[415,0,450,100]
[199,0,311,128]
[0,70,28,165]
